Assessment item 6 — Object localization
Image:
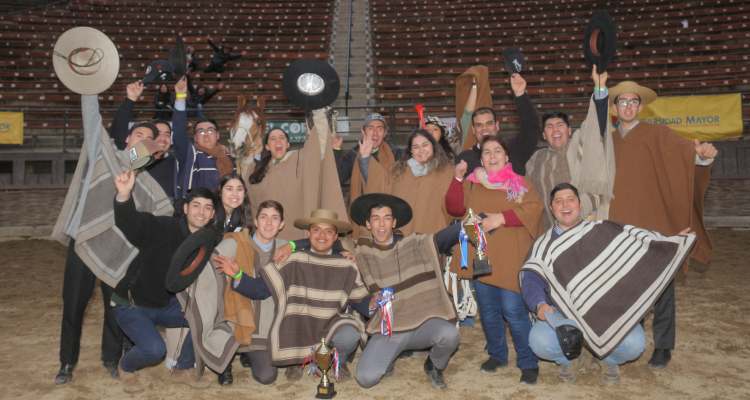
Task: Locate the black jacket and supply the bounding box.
[113,197,191,308]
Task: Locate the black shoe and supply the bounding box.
[54,364,75,385]
[103,360,119,379]
[520,368,539,385]
[239,352,252,368]
[218,364,234,385]
[648,349,672,369]
[423,357,447,390]
[479,357,507,373]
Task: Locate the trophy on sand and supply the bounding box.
[462,208,492,277]
[314,338,336,399]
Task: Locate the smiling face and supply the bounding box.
[195,121,219,149]
[220,177,245,213]
[410,134,434,164]
[365,206,396,245]
[254,207,284,244]
[480,139,509,173]
[265,129,290,160]
[362,120,386,149]
[471,111,499,143]
[614,93,643,125]
[551,188,582,230]
[183,197,216,232]
[154,122,172,155]
[308,223,337,254]
[542,117,572,150]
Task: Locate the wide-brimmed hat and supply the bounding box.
[52,27,120,95]
[609,80,657,106]
[293,209,352,233]
[282,59,340,111]
[166,226,223,293]
[350,193,412,229]
[583,10,617,73]
[127,138,162,170]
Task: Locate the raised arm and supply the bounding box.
[110,81,143,149]
[509,73,542,175]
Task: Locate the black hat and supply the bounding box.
[142,60,175,84]
[350,193,412,229]
[282,59,340,111]
[555,324,584,360]
[166,226,223,293]
[583,10,617,72]
[502,47,525,74]
[169,36,187,78]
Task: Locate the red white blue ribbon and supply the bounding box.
[378,288,395,336]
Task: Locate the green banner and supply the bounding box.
[267,120,307,144]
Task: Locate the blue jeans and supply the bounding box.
[114,296,194,372]
[528,310,645,366]
[474,281,537,370]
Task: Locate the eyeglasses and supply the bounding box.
[616,98,641,107]
[196,127,218,135]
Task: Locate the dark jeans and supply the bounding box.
[114,296,194,372]
[652,280,676,350]
[474,281,538,370]
[59,240,123,365]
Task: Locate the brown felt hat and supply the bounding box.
[294,209,352,233]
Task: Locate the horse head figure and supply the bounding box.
[229,95,267,177]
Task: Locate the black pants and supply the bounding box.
[59,240,123,365]
[652,280,676,350]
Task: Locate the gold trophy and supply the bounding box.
[462,208,492,277]
[314,338,336,399]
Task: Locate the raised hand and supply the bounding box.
[126,81,144,102]
[358,135,374,158]
[332,134,343,151]
[510,73,527,97]
[591,65,608,88]
[694,139,718,160]
[454,160,468,179]
[114,170,136,201]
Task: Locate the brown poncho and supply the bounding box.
[451,181,544,292]
[247,110,348,240]
[455,65,493,150]
[608,122,712,264]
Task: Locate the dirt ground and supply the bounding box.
[0,229,748,400]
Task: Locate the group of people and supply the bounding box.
[51,62,716,392]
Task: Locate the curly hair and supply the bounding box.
[393,129,452,178]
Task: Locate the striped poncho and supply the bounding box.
[521,220,695,357]
[261,251,369,366]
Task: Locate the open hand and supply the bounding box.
[510,73,527,97]
[212,254,239,277]
[358,136,374,158]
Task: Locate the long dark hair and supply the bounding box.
[214,173,250,232]
[248,128,290,184]
[393,129,452,178]
[426,121,456,159]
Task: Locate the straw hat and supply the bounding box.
[609,81,657,106]
[294,209,352,233]
[52,27,119,95]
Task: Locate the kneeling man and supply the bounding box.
[521,183,695,384]
[350,193,461,389]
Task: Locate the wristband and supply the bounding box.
[289,240,297,253]
[595,87,607,92]
[455,176,464,182]
[175,93,187,99]
[231,270,243,280]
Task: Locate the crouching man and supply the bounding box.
[521,183,695,384]
[112,170,217,391]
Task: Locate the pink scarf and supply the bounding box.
[467,163,528,201]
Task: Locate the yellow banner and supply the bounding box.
[0,112,24,144]
[638,93,742,141]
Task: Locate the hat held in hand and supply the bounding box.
[52,27,120,95]
[583,10,617,72]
